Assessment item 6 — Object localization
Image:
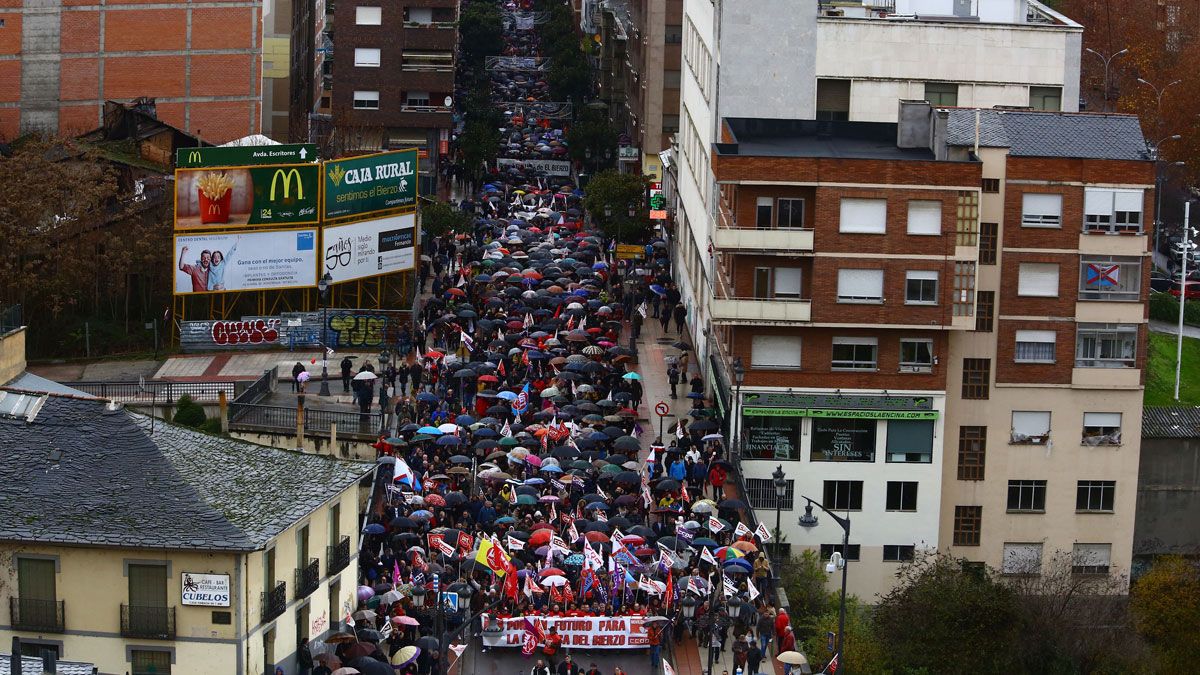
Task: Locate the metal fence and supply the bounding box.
[229,402,382,440]
[72,380,242,403]
[233,367,277,406]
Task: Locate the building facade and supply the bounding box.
[0,0,263,143]
[331,0,456,192]
[262,0,328,142]
[1135,407,1200,574]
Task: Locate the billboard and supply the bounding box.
[176,144,317,168]
[174,229,318,294]
[323,149,418,220]
[174,164,320,230]
[496,157,572,177]
[322,213,417,283]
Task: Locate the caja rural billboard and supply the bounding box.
[322,213,417,283]
[174,229,318,294]
[174,164,320,229]
[323,149,418,220]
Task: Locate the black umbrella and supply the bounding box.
[690,420,719,431]
[719,499,749,510]
[613,436,640,452]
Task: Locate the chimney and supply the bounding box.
[11,636,22,675]
[897,100,932,150]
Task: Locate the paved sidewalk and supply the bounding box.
[27,359,163,382]
[629,309,695,460]
[1150,318,1200,339]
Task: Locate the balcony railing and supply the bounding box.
[120,604,176,639]
[10,598,64,633]
[261,582,287,623]
[327,536,352,575]
[400,105,452,114]
[401,63,454,72]
[295,559,321,599]
[715,204,814,251]
[712,268,812,325]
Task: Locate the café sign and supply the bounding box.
[181,572,231,607]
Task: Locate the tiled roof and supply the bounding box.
[1142,406,1200,438]
[0,655,95,675]
[944,109,1148,160]
[0,395,371,551]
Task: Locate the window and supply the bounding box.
[773,268,803,299]
[354,48,381,67]
[836,269,883,303]
[662,114,680,133]
[1021,193,1063,227]
[839,198,887,234]
[405,6,433,23]
[1018,263,1060,297]
[816,78,851,121]
[405,91,430,107]
[356,6,382,24]
[979,222,998,264]
[975,291,995,332]
[957,426,986,480]
[1084,188,1144,233]
[131,650,172,675]
[1014,329,1056,363]
[953,262,976,317]
[905,270,939,305]
[777,198,804,228]
[820,544,861,561]
[19,642,59,659]
[1083,412,1122,446]
[961,358,990,399]
[899,339,933,372]
[1075,323,1137,368]
[1079,256,1141,300]
[886,481,918,511]
[756,197,773,229]
[823,481,863,511]
[745,477,794,510]
[1001,543,1043,575]
[750,335,801,369]
[353,91,379,110]
[811,418,877,462]
[1011,411,1051,444]
[1077,480,1116,512]
[1029,86,1063,111]
[665,24,683,43]
[1072,543,1112,574]
[16,557,57,631]
[953,506,982,546]
[907,200,942,235]
[1006,480,1047,512]
[403,51,453,70]
[886,419,934,463]
[744,415,802,460]
[883,545,916,562]
[831,337,878,370]
[127,563,168,638]
[924,81,959,106]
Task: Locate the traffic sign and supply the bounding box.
[176,143,317,168]
[655,401,670,417]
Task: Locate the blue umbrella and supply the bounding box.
[586,502,610,511]
[540,465,564,473]
[474,428,499,438]
[687,392,705,399]
[524,477,546,485]
[417,392,439,404]
[436,435,461,446]
[724,558,753,571]
[592,261,609,269]
[418,426,443,435]
[363,524,386,535]
[563,553,585,566]
[622,372,642,380]
[693,538,720,548]
[411,510,434,520]
[649,284,667,296]
[496,516,516,524]
[456,415,476,426]
[497,391,519,401]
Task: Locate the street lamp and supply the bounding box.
[1155,159,1188,255]
[1084,47,1127,112]
[1138,78,1182,133]
[410,585,427,608]
[772,465,787,562]
[798,497,850,675]
[317,272,333,396]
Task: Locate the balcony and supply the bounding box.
[328,536,352,575]
[10,598,64,633]
[403,24,457,50]
[715,204,813,252]
[120,604,176,640]
[295,559,321,600]
[711,298,811,325]
[261,582,287,623]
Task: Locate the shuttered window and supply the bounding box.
[356,6,382,24]
[1014,330,1056,363]
[839,198,887,234]
[18,558,55,601]
[1018,263,1059,297]
[773,268,803,299]
[907,200,942,235]
[1084,188,1144,233]
[128,564,167,607]
[816,79,851,121]
[837,269,883,302]
[1011,411,1051,443]
[1021,193,1062,227]
[750,335,802,369]
[886,420,934,463]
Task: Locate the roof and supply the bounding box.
[1142,406,1200,438]
[717,118,936,161]
[943,109,1148,160]
[0,395,372,551]
[0,655,95,675]
[3,372,97,397]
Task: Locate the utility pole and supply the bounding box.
[1176,200,1194,401]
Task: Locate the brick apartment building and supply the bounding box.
[331,0,456,191]
[0,0,262,143]
[708,105,1152,597]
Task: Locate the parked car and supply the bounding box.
[1169,280,1200,299]
[1151,272,1174,293]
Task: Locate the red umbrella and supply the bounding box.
[529,529,553,547]
[424,350,444,359]
[424,494,446,507]
[530,522,555,531]
[479,375,499,383]
[539,567,567,577]
[621,535,645,546]
[584,531,610,543]
[446,288,467,297]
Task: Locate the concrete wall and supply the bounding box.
[716,0,817,121]
[1135,438,1200,557]
[0,327,27,385]
[230,428,378,461]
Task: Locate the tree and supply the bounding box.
[1132,556,1200,672]
[567,108,618,165]
[420,200,474,238]
[458,3,504,67]
[778,550,833,630]
[800,596,889,675]
[873,552,1023,674]
[581,171,652,243]
[173,395,207,428]
[457,121,501,184]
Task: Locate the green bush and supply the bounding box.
[173,395,207,428]
[200,418,223,435]
[1149,291,1200,326]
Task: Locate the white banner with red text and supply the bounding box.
[480,615,649,649]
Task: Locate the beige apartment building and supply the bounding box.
[0,325,373,674]
[932,105,1152,580]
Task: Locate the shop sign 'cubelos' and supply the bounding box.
[323,149,418,220]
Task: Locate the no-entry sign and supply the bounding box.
[655,401,670,417]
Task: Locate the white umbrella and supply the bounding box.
[540,575,568,587]
[776,651,808,666]
[438,423,459,434]
[353,371,378,381]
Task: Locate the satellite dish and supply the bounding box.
[444,96,453,107]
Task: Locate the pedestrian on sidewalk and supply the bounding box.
[631,308,643,340]
[690,374,705,397]
[667,362,681,398]
[678,352,690,379]
[291,361,306,392]
[672,302,687,334]
[340,356,353,392]
[757,605,775,655]
[659,303,671,333]
[746,642,762,675]
[647,622,664,672]
[630,378,643,410]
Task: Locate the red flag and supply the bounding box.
[827,654,839,674]
[497,359,506,377]
[664,570,674,610]
[521,617,544,657]
[553,302,563,319]
[504,566,520,601]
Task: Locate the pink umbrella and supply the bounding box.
[526,454,543,467]
[392,615,421,626]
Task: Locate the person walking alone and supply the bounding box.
[667,361,681,398]
[340,356,353,393]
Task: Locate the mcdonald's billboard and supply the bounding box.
[174,164,320,230]
[176,144,318,168]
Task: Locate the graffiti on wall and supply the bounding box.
[180,309,411,352]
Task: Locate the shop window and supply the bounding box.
[811,418,877,462]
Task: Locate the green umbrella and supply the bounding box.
[517,494,538,505]
[499,437,520,447]
[411,434,434,442]
[600,464,622,474]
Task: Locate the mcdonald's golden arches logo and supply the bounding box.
[187,151,203,165]
[270,168,304,200]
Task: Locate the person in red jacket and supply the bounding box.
[774,607,790,644]
[543,625,563,666]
